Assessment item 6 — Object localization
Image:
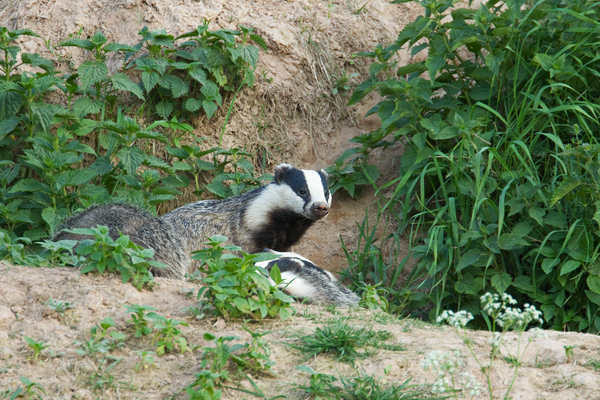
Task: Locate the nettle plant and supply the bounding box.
[131,21,267,120]
[191,235,294,321]
[0,24,267,271]
[347,0,600,331]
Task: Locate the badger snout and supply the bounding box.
[308,202,329,219]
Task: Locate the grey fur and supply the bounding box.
[54,164,331,279]
[256,249,360,307]
[53,203,189,280]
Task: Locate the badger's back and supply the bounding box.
[54,203,188,279]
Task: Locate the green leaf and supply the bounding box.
[497,232,529,250]
[454,274,478,295]
[9,178,47,193]
[155,101,174,119]
[560,260,580,276]
[30,102,55,132]
[456,248,483,272]
[189,67,208,85]
[202,100,218,119]
[116,146,146,175]
[236,45,259,66]
[490,272,512,293]
[168,76,189,98]
[273,290,294,303]
[21,53,54,73]
[141,71,160,93]
[426,52,445,79]
[250,34,268,51]
[0,83,24,120]
[541,257,560,274]
[41,207,57,231]
[588,274,600,294]
[533,53,554,71]
[73,97,102,117]
[90,32,108,46]
[184,98,202,112]
[451,36,480,51]
[58,38,94,50]
[111,73,144,99]
[485,52,504,75]
[233,297,251,313]
[528,207,546,226]
[586,290,600,306]
[550,177,581,206]
[103,43,138,53]
[0,116,19,139]
[545,210,566,229]
[396,62,427,77]
[512,275,534,293]
[78,61,108,91]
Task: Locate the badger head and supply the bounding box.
[272,163,331,220]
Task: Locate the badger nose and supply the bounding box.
[311,202,330,218]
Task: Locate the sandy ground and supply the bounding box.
[1,264,600,399]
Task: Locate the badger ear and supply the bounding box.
[274,163,293,184]
[320,168,330,183]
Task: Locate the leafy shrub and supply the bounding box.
[131,22,267,120]
[65,225,168,290]
[145,312,190,355]
[0,24,267,265]
[347,0,600,331]
[192,235,295,321]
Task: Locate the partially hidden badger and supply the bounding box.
[256,249,360,307]
[54,164,332,280]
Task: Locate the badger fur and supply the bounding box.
[162,163,331,256]
[54,164,331,279]
[256,249,360,307]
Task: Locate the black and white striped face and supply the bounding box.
[256,249,336,299]
[273,163,331,220]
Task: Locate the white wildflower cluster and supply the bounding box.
[421,350,464,378]
[480,292,543,332]
[528,327,549,339]
[430,376,452,394]
[490,331,502,349]
[422,351,485,397]
[436,309,474,328]
[458,372,484,397]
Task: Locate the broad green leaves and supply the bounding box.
[347,0,600,331]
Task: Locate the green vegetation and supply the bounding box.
[296,365,427,400]
[0,23,269,289]
[433,292,543,399]
[290,318,401,364]
[0,23,266,262]
[23,336,52,362]
[343,0,600,332]
[191,235,295,321]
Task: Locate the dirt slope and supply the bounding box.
[1,264,600,399]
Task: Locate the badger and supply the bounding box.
[162,163,331,256]
[256,249,360,307]
[54,164,331,279]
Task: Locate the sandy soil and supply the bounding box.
[1,264,600,399]
[1,0,600,399]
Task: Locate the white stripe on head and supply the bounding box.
[264,249,313,264]
[303,169,331,207]
[244,184,305,230]
[279,272,316,297]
